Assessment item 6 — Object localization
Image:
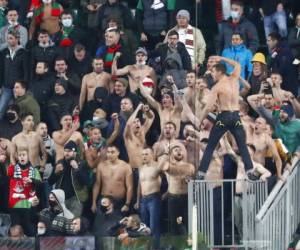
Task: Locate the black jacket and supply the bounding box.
[30,43,60,79]
[68,52,93,80]
[151,42,192,73]
[0,119,22,140]
[48,91,76,115]
[288,26,300,57]
[29,72,56,106]
[0,46,28,89]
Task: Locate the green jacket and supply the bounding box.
[14,92,40,125]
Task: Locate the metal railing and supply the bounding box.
[255,160,300,250]
[188,178,268,249]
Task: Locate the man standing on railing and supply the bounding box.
[196,56,253,179]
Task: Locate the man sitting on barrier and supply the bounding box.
[196,56,253,179]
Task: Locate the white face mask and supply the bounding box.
[62,18,73,28]
[42,0,52,4]
[8,20,18,26]
[93,116,100,121]
[37,228,46,235]
[143,86,153,95]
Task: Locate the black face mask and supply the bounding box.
[100,205,108,214]
[6,112,16,121]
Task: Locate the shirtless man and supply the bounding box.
[124,103,154,169]
[196,56,253,178]
[181,71,196,122]
[153,121,186,161]
[11,114,47,168]
[112,48,156,93]
[92,145,133,213]
[0,138,11,162]
[250,117,283,179]
[159,144,195,234]
[139,81,182,137]
[85,114,120,170]
[52,114,84,162]
[29,0,63,39]
[79,57,111,110]
[135,148,161,249]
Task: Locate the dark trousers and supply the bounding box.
[140,193,161,249]
[10,208,35,236]
[198,111,253,173]
[167,194,188,235]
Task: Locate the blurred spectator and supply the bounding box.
[0,104,22,140]
[68,44,93,80]
[54,57,81,99]
[136,0,175,50]
[69,216,90,235]
[166,9,206,70]
[29,0,63,40]
[97,0,134,34]
[53,10,87,60]
[267,32,298,96]
[222,32,253,79]
[9,225,26,240]
[47,78,76,132]
[29,61,55,122]
[151,30,192,77]
[0,29,28,120]
[96,28,132,73]
[0,8,28,51]
[7,149,41,236]
[29,29,59,79]
[288,13,300,64]
[13,80,40,125]
[48,140,89,217]
[0,0,8,29]
[39,189,74,236]
[259,0,287,39]
[93,196,122,236]
[36,221,49,236]
[0,149,9,213]
[218,0,259,54]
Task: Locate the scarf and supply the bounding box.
[59,26,74,47]
[104,44,121,68]
[34,2,61,25]
[13,163,35,179]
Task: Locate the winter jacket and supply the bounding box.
[48,159,89,203]
[288,26,300,58]
[268,42,298,96]
[14,92,41,125]
[29,72,56,106]
[222,44,253,79]
[0,46,28,89]
[39,189,74,236]
[0,25,28,51]
[218,16,259,54]
[97,1,134,32]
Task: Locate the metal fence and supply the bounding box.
[255,160,300,250]
[188,178,268,249]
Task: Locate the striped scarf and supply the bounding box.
[34,2,61,25]
[13,163,35,179]
[178,25,195,62]
[104,44,121,69]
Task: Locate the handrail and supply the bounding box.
[255,157,300,222]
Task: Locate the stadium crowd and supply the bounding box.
[0,0,300,249]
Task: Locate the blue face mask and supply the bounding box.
[230,10,240,19]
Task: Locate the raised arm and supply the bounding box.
[107,113,120,145]
[79,76,87,111]
[38,135,47,167]
[139,81,160,111]
[124,103,143,139]
[52,122,80,147]
[247,94,264,113]
[239,76,251,97]
[141,105,155,134]
[212,55,241,79]
[111,52,130,76]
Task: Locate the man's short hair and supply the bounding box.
[55,57,67,64]
[168,30,179,38]
[268,32,281,42]
[165,121,177,131]
[36,61,49,69]
[93,56,104,62]
[263,85,274,96]
[107,144,120,152]
[186,70,196,76]
[212,63,227,75]
[15,80,27,90]
[37,29,49,36]
[232,32,244,40]
[61,10,73,17]
[20,112,33,121]
[231,0,244,8]
[7,29,20,39]
[7,104,20,115]
[74,43,86,52]
[129,214,141,226]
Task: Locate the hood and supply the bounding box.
[51,189,74,219]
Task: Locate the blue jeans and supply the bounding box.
[0,87,13,120]
[264,11,287,38]
[198,111,253,174]
[140,193,161,249]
